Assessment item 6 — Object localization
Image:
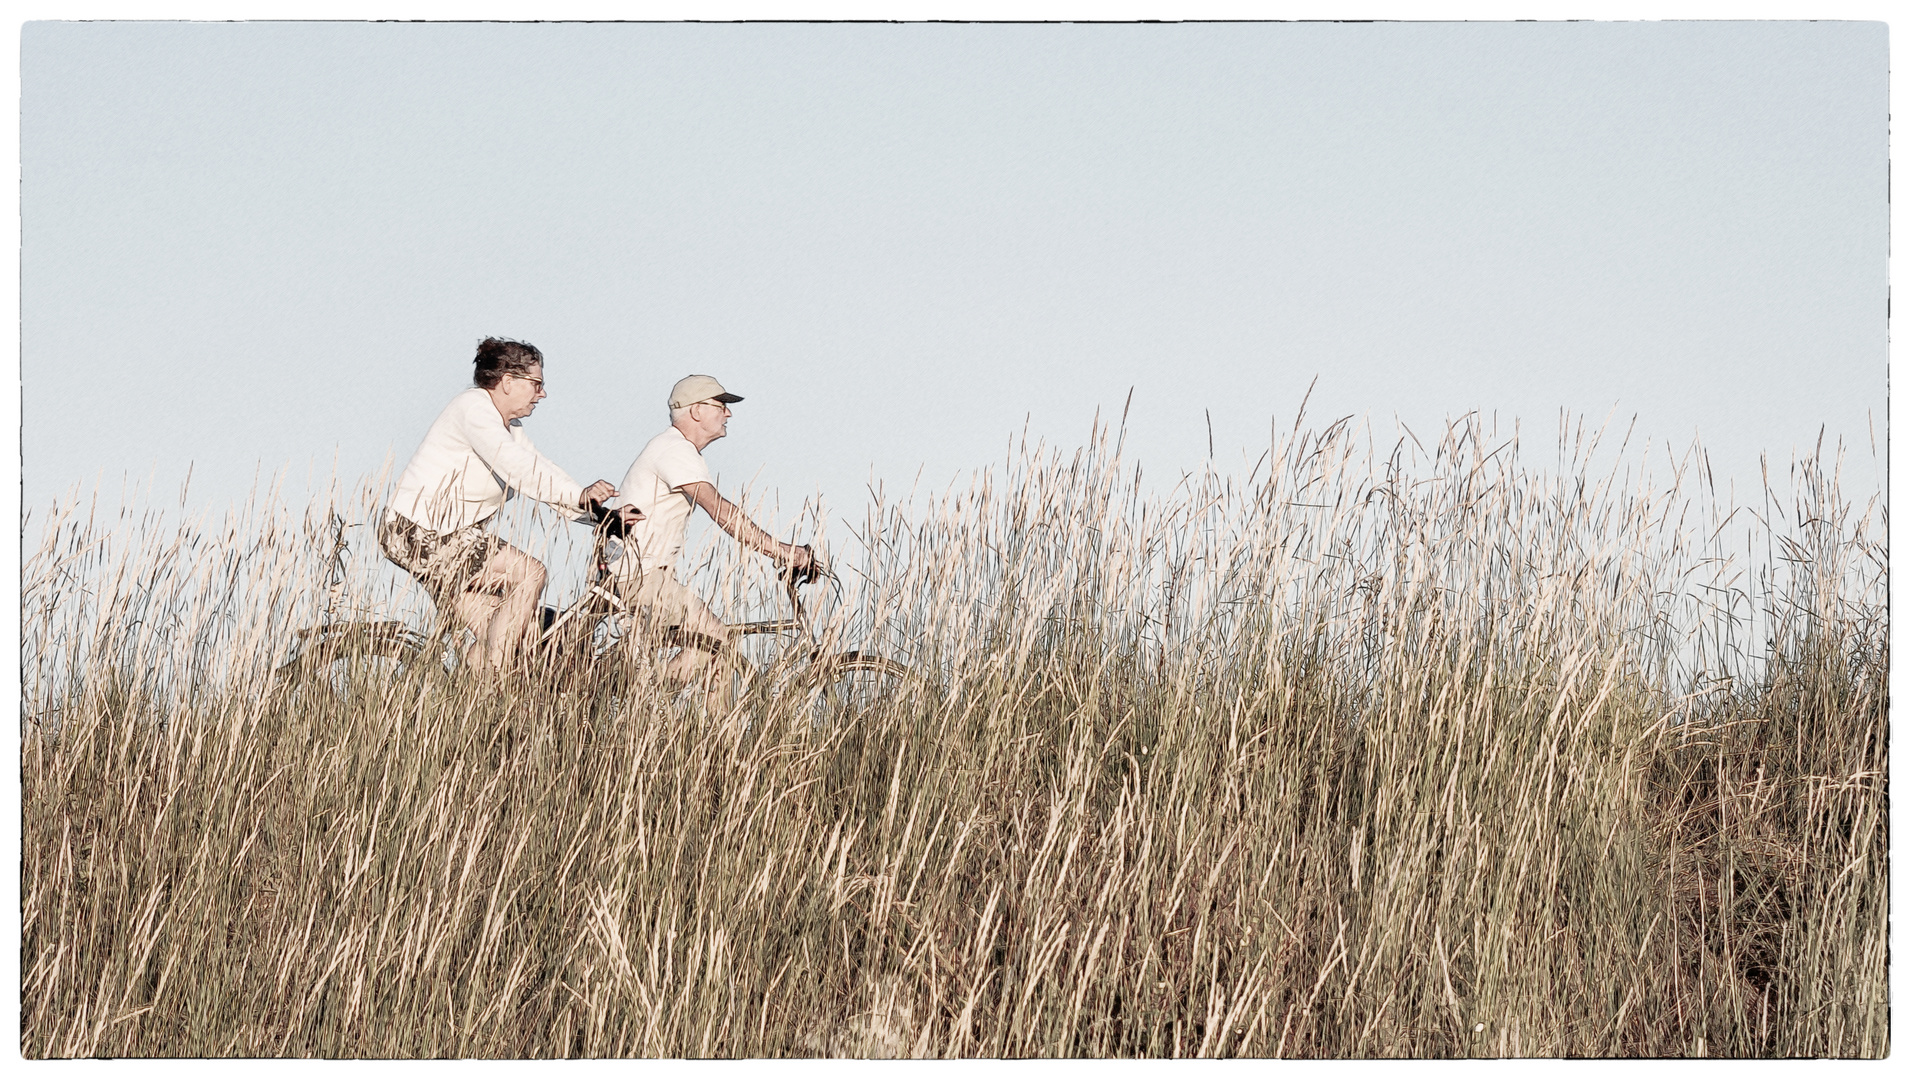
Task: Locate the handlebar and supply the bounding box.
[781,544,825,586]
[585,499,630,540]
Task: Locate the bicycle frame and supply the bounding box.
[534,536,829,667]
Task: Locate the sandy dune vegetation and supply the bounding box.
[20,413,1886,1058]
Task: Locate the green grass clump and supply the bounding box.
[20,414,1885,1057]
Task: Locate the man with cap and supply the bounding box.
[608,375,815,702]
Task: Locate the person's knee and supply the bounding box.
[677,597,725,641]
[489,548,546,593]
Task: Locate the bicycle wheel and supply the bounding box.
[799,652,912,728]
[274,621,431,705]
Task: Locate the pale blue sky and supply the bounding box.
[21,20,1888,545]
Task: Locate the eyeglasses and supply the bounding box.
[511,374,545,391]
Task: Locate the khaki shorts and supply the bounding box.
[378,511,507,604]
[611,566,727,653]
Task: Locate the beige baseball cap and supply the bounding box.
[668,374,744,409]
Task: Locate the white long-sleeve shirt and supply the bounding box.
[388,387,585,533]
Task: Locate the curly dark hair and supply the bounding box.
[472,337,545,389]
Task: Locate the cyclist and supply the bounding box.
[380,337,633,671]
[608,375,814,704]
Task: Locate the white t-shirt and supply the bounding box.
[611,426,715,575]
[388,387,586,533]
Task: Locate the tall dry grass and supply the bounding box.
[20,413,1886,1057]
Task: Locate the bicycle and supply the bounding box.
[275,506,914,726]
[271,511,440,702]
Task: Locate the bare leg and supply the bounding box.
[664,645,733,715]
[621,587,733,712]
[662,641,715,687]
[460,545,548,670]
[448,593,501,667]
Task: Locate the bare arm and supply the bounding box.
[683,482,811,568]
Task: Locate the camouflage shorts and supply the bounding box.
[377,511,506,602]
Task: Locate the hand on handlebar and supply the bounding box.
[579,480,618,507]
[779,543,824,586]
[585,499,644,539]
